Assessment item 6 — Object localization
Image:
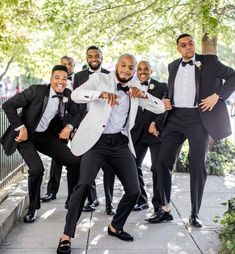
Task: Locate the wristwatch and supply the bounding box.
[66,124,74,131]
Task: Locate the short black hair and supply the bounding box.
[60,56,74,63]
[176,33,192,45]
[86,46,102,54]
[52,65,68,74]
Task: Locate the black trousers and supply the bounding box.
[84,162,115,205]
[64,133,140,237]
[154,108,209,216]
[134,140,161,206]
[17,131,80,211]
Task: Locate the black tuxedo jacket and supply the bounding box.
[73,67,110,89]
[131,78,167,145]
[1,84,82,155]
[168,53,235,140]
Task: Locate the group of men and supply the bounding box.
[1,33,235,254]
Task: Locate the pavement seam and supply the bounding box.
[171,199,204,254]
[85,211,93,254]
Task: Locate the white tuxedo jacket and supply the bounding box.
[71,71,165,156]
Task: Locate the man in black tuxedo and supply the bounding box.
[1,65,81,223]
[146,33,235,227]
[41,57,77,208]
[74,45,116,215]
[131,60,167,211]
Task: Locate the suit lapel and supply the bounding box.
[194,54,201,105]
[168,59,181,100]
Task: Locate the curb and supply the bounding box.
[0,176,28,244]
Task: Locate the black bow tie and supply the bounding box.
[52,93,64,100]
[141,81,148,86]
[68,76,72,81]
[182,60,193,67]
[117,83,130,93]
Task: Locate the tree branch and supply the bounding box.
[0,56,14,80]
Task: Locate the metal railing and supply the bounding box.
[0,97,24,189]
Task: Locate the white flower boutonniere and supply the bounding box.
[149,83,154,90]
[63,97,68,103]
[194,61,202,69]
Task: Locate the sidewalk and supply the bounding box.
[0,155,234,254]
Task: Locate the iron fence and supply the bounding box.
[0,97,24,189]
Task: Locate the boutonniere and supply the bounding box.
[149,83,154,90]
[194,61,202,69]
[63,97,68,103]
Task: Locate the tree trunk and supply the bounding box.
[202,33,217,55]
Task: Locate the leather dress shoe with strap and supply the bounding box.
[41,193,56,202]
[145,208,173,223]
[108,225,134,241]
[133,203,149,211]
[106,204,115,215]
[189,215,203,227]
[23,209,37,223]
[83,199,99,212]
[57,239,71,254]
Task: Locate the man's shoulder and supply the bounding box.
[150,78,167,87]
[101,68,110,74]
[74,69,88,78]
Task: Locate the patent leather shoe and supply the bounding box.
[145,209,173,223]
[133,203,149,211]
[41,193,56,202]
[108,225,134,241]
[189,215,203,227]
[106,204,115,215]
[23,209,37,223]
[83,199,99,212]
[57,239,71,254]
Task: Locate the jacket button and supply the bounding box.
[102,125,105,128]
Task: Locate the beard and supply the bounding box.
[116,70,133,83]
[88,62,101,71]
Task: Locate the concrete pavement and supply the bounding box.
[0,155,234,254]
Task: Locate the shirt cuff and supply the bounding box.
[15,125,25,131]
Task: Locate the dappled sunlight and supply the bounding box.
[77,218,92,232]
[222,174,235,189]
[90,234,105,245]
[0,208,7,212]
[167,242,190,253]
[136,222,148,231]
[40,207,56,220]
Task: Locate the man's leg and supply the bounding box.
[187,122,209,224]
[132,142,149,210]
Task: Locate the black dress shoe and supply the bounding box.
[41,193,56,202]
[106,204,115,215]
[57,239,71,254]
[145,209,173,223]
[83,199,99,212]
[23,210,37,223]
[189,215,203,227]
[133,203,149,211]
[108,225,134,241]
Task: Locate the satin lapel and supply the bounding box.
[194,54,201,105]
[35,85,50,129]
[168,59,181,100]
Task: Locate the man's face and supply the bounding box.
[177,36,195,60]
[86,49,102,71]
[116,55,136,83]
[61,58,74,76]
[137,62,152,83]
[50,70,67,94]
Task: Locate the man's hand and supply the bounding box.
[59,126,72,140]
[129,87,146,99]
[100,92,120,106]
[162,99,172,111]
[15,126,28,143]
[148,122,159,137]
[199,93,220,112]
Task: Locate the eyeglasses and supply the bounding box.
[178,40,194,48]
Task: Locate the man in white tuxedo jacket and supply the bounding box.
[57,54,166,254]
